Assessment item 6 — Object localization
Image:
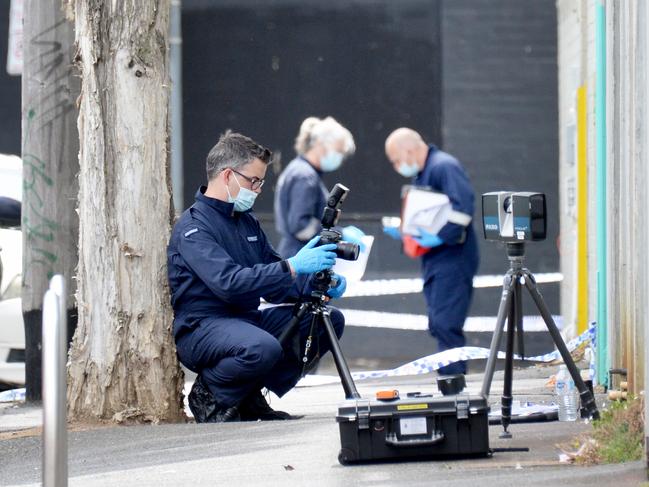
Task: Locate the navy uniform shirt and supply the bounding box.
[413,145,480,281]
[274,156,328,258]
[167,187,299,338]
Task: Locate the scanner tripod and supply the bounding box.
[480,243,599,438]
[278,271,361,400]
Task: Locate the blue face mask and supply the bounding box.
[227,174,258,212]
[320,150,344,172]
[397,160,419,178]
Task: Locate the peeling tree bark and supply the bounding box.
[67,0,184,423]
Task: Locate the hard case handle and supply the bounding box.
[384,431,445,448]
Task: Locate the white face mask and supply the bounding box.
[397,160,419,178]
[226,173,258,212]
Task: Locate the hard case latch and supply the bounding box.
[355,399,371,429]
[456,396,470,420]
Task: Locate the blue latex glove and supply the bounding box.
[341,225,366,251]
[382,226,401,240]
[413,228,444,248]
[287,236,337,274]
[327,274,347,299]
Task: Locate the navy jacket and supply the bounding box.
[413,145,480,281]
[274,156,328,258]
[168,187,301,338]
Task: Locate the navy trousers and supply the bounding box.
[423,268,474,375]
[175,305,345,408]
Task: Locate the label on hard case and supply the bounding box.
[397,403,428,411]
[400,417,428,435]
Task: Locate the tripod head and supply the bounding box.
[506,242,525,257]
[277,274,333,349]
[311,269,333,295]
[505,242,526,271]
[310,268,344,302]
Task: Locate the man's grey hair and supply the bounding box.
[206,131,272,181]
[294,116,355,157]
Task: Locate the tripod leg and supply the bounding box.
[500,276,521,438]
[522,270,600,420]
[300,312,320,376]
[481,271,516,398]
[516,287,525,359]
[278,302,310,349]
[320,308,361,399]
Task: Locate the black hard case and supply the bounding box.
[336,393,490,464]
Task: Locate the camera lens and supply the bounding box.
[335,241,360,261]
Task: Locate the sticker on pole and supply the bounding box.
[7,0,23,76]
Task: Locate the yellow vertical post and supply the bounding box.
[576,85,589,334]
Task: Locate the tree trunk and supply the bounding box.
[67,0,184,423]
[21,0,80,402]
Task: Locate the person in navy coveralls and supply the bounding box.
[168,132,347,422]
[383,128,479,375]
[274,116,365,258]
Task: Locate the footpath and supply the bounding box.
[0,366,646,487]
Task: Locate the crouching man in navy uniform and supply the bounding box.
[167,131,347,422]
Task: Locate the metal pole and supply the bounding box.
[644,0,649,468]
[22,0,80,403]
[170,0,184,213]
[49,276,67,346]
[595,0,609,387]
[42,275,68,487]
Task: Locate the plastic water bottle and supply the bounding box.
[555,365,579,421]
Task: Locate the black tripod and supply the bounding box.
[480,243,599,438]
[278,274,361,400]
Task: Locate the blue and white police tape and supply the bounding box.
[349,323,595,382]
[0,387,25,403]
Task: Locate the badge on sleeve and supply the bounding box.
[184,228,199,238]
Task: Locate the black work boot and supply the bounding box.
[188,375,240,423]
[238,389,301,421]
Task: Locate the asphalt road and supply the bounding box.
[0,369,645,487]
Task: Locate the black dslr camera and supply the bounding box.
[482,191,546,242]
[312,184,360,295]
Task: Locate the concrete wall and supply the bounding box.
[557,0,580,337]
[603,0,649,465]
[558,0,648,395]
[557,0,598,339]
[442,0,559,277]
[605,1,648,394]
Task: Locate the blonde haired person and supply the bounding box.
[274,116,364,258]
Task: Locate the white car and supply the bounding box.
[0,154,24,389]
